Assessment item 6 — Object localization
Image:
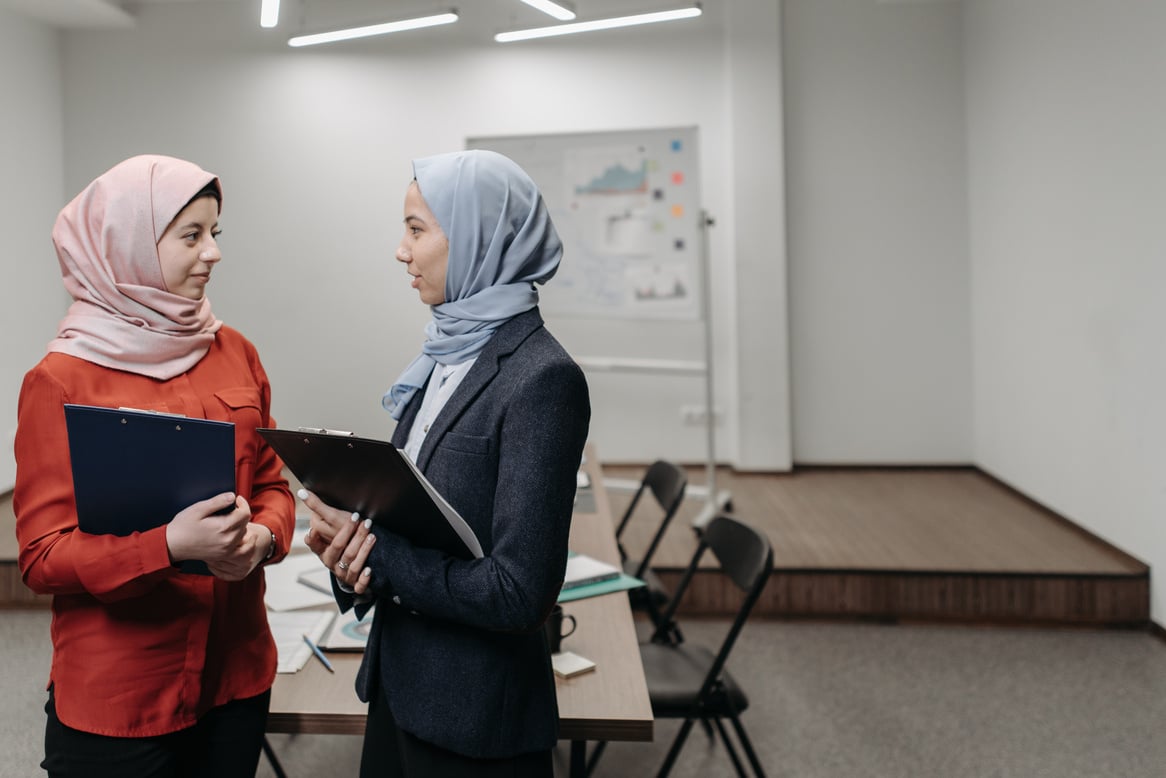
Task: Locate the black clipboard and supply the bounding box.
[258,428,482,560]
[63,404,236,575]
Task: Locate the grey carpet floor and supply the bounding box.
[4,610,1165,777]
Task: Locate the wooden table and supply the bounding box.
[267,444,653,775]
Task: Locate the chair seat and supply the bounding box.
[639,641,750,718]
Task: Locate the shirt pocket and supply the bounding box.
[214,387,263,425]
[214,387,263,496]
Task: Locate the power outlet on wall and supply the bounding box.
[680,405,722,426]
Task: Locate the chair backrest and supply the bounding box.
[654,514,773,686]
[614,460,687,578]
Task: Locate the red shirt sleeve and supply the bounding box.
[15,367,175,601]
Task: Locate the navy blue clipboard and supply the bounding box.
[63,404,236,575]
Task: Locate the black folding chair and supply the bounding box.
[589,514,772,777]
[614,460,687,637]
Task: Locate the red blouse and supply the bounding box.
[14,325,295,737]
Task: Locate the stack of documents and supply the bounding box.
[268,610,335,673]
[558,551,645,603]
[562,553,620,590]
[264,554,336,611]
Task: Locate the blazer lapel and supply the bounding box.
[413,308,544,471]
[391,376,425,448]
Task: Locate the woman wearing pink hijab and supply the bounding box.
[14,155,295,777]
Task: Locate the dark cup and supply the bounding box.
[543,604,577,654]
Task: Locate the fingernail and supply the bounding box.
[351,512,360,522]
[363,519,372,530]
[297,488,308,500]
[361,567,371,577]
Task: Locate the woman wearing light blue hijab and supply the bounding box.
[303,150,590,777]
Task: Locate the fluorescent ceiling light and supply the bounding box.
[519,0,576,21]
[496,5,701,42]
[260,0,280,29]
[289,12,459,48]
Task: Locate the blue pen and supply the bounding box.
[302,633,335,673]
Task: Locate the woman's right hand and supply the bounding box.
[299,489,376,591]
[165,492,251,565]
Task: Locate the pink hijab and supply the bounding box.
[47,155,224,380]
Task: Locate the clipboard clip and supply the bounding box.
[118,406,187,419]
[296,427,355,437]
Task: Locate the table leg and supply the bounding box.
[570,739,586,777]
[262,736,288,778]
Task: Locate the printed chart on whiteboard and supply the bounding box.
[468,127,701,320]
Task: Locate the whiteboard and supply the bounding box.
[468,127,702,320]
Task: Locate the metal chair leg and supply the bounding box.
[728,712,767,777]
[699,715,715,740]
[655,717,698,778]
[713,716,748,777]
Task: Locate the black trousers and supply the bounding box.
[360,685,553,778]
[41,687,270,778]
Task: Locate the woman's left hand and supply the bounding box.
[300,489,376,594]
[206,522,270,581]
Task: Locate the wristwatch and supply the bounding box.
[264,529,278,561]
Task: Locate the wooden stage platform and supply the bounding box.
[601,464,1149,628]
[1,464,1150,627]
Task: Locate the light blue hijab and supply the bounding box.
[382,149,563,419]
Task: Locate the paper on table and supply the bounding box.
[264,553,336,611]
[319,606,375,652]
[297,566,334,595]
[268,609,335,673]
[289,515,312,555]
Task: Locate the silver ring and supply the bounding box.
[337,561,349,571]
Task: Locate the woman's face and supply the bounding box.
[396,181,449,305]
[157,195,221,301]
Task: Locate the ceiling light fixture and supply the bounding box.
[519,0,576,21]
[260,0,280,28]
[288,11,459,48]
[496,4,701,43]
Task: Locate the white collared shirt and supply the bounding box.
[402,358,477,464]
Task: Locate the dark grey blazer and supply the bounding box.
[334,307,590,759]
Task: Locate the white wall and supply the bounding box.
[50,0,789,467]
[965,0,1166,621]
[728,1,791,471]
[783,0,972,464]
[0,8,66,492]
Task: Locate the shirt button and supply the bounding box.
[422,424,429,433]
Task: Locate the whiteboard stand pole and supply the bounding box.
[575,213,730,528]
[691,209,731,530]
